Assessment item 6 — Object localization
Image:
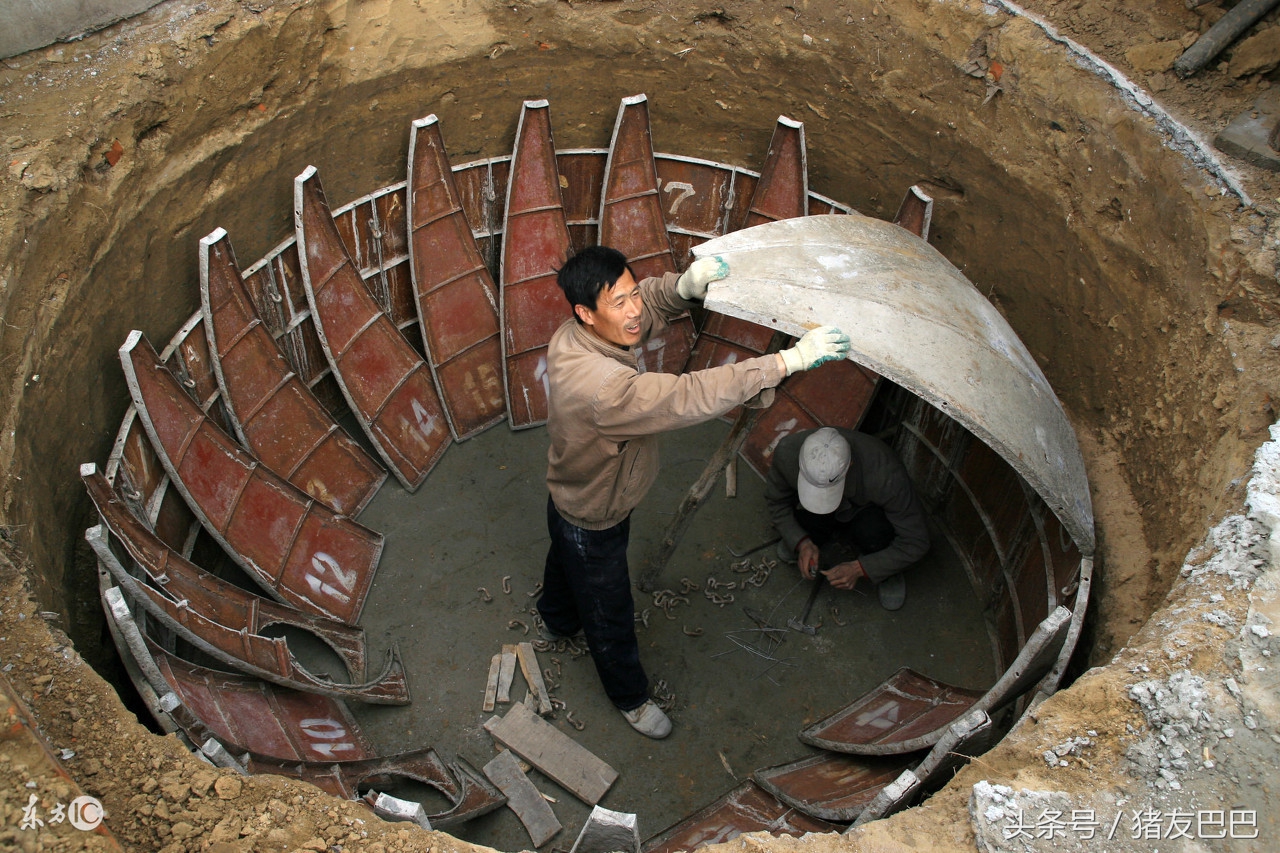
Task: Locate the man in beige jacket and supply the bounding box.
[536,245,850,738]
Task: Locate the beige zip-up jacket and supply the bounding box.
[546,272,787,530]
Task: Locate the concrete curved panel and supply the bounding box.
[695,214,1095,557]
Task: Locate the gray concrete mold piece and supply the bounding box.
[0,0,166,59]
[694,214,1095,557]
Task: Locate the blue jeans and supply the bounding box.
[537,495,649,711]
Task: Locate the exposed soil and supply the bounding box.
[2,0,1280,851]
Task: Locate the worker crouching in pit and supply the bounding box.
[536,245,851,738]
[766,427,930,611]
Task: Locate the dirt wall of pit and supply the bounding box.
[1,0,1278,850]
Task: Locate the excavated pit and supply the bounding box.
[2,1,1279,850]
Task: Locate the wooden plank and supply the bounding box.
[483,748,562,846]
[498,644,518,704]
[516,641,553,716]
[484,702,618,805]
[483,653,502,712]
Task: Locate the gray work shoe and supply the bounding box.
[877,574,907,611]
[620,700,672,739]
[776,541,797,565]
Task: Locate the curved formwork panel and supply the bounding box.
[741,117,809,229]
[500,100,574,429]
[295,166,452,491]
[103,578,497,828]
[695,214,1095,558]
[407,115,507,441]
[599,94,695,375]
[83,465,371,677]
[200,228,387,516]
[685,117,808,420]
[641,781,842,853]
[118,330,385,625]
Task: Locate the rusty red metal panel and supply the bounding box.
[168,317,221,413]
[296,166,451,490]
[653,156,737,244]
[407,115,506,441]
[560,150,606,229]
[808,195,849,217]
[500,100,574,429]
[893,185,934,241]
[599,95,696,376]
[798,668,984,755]
[1036,503,1083,608]
[642,781,841,853]
[87,520,408,704]
[383,261,419,334]
[120,330,384,625]
[247,751,506,829]
[752,752,911,822]
[740,360,881,478]
[201,228,387,517]
[127,621,496,828]
[150,641,375,762]
[86,466,375,674]
[742,117,808,229]
[453,158,509,243]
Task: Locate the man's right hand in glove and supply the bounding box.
[779,326,851,375]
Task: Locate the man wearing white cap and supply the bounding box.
[764,426,929,610]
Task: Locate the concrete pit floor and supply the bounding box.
[324,418,992,851]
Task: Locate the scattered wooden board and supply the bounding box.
[483,748,562,846]
[483,653,502,712]
[498,644,518,704]
[517,641,553,715]
[484,703,618,805]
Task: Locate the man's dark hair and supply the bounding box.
[557,246,632,320]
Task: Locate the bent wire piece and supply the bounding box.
[641,780,842,853]
[598,94,695,376]
[119,330,384,625]
[103,586,502,829]
[695,214,1096,556]
[799,606,1071,755]
[753,709,994,823]
[200,227,387,516]
[406,115,507,441]
[295,166,452,490]
[500,99,574,429]
[83,469,409,705]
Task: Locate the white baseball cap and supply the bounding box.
[798,427,851,515]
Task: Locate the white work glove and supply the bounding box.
[676,255,729,302]
[779,326,851,375]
